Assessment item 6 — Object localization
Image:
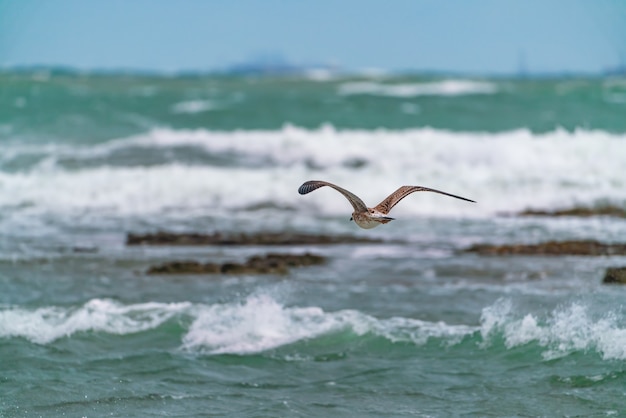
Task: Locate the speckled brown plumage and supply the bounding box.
[298,180,475,229]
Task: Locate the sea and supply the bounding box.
[1,69,626,417]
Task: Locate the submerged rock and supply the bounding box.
[516,205,626,218]
[246,253,325,268]
[127,231,382,246]
[602,267,626,284]
[464,240,626,256]
[147,252,325,275]
[147,261,221,275]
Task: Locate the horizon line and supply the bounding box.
[1,63,624,79]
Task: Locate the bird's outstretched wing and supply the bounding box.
[298,180,368,212]
[373,186,475,214]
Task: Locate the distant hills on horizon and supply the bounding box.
[2,59,624,79]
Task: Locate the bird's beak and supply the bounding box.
[349,217,353,221]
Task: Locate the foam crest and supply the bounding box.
[203,127,621,215]
[0,299,191,344]
[371,316,476,346]
[337,79,498,97]
[0,294,474,351]
[7,295,623,359]
[181,293,475,354]
[480,299,626,360]
[170,99,218,114]
[0,126,624,221]
[0,164,245,216]
[182,294,338,354]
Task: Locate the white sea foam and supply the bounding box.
[0,126,624,224]
[0,294,474,351]
[337,79,498,97]
[480,298,626,360]
[0,299,191,344]
[170,99,218,114]
[4,295,624,359]
[182,293,345,354]
[303,68,338,82]
[182,293,474,354]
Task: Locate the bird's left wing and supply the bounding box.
[298,180,368,213]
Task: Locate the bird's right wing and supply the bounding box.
[298,180,368,212]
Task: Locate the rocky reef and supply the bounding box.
[602,267,626,284]
[464,240,626,256]
[127,231,383,246]
[516,205,626,218]
[147,252,325,275]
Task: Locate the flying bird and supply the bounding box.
[298,180,475,229]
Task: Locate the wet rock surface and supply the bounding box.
[602,267,626,284]
[127,231,383,246]
[516,205,626,218]
[464,240,626,256]
[147,252,325,275]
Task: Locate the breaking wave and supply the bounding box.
[2,294,625,360]
[0,299,191,345]
[480,298,626,361]
[0,125,624,223]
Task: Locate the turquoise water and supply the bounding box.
[1,69,626,417]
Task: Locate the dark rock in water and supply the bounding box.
[248,252,325,267]
[147,252,325,275]
[218,260,289,275]
[147,261,221,275]
[342,157,368,169]
[464,240,626,256]
[603,267,626,284]
[72,246,98,253]
[517,205,626,218]
[127,231,383,246]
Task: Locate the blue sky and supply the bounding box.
[1,0,624,74]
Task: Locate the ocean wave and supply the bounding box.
[0,299,191,344]
[170,99,219,114]
[3,295,625,360]
[480,298,626,360]
[0,294,474,351]
[181,293,475,354]
[337,80,498,97]
[0,125,624,220]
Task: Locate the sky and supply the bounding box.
[0,0,625,75]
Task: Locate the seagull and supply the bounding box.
[298,180,475,229]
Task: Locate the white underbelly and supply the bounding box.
[354,219,381,229]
